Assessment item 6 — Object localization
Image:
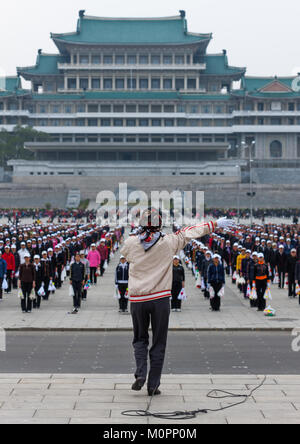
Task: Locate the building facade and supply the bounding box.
[1,11,300,189]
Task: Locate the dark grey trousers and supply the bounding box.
[130,297,170,390]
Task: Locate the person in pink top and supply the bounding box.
[87,244,101,285]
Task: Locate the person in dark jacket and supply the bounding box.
[19,253,35,313]
[207,254,225,311]
[41,251,51,300]
[70,252,85,314]
[241,250,251,299]
[247,252,258,308]
[286,249,298,298]
[276,245,287,289]
[115,256,130,313]
[253,253,270,312]
[268,243,278,283]
[171,256,185,312]
[32,255,43,309]
[201,250,213,299]
[223,240,232,276]
[11,244,20,289]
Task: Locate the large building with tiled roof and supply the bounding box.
[1,10,300,190]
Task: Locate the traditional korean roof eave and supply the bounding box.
[50,13,212,52]
[17,53,66,81]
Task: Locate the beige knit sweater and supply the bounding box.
[121,221,215,303]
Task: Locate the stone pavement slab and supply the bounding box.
[0,374,298,424]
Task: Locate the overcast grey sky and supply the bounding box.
[1,0,299,81]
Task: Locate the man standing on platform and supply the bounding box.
[121,208,235,396]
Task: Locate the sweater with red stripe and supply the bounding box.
[121,221,215,303]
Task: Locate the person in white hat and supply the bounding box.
[115,255,129,313]
[253,253,270,312]
[286,249,298,298]
[275,245,287,289]
[207,254,225,311]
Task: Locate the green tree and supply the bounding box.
[0,126,50,168]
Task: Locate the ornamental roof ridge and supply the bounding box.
[82,14,182,21]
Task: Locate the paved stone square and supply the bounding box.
[0,248,299,331]
[0,374,299,424]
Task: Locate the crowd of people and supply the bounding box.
[0,221,124,314]
[183,221,300,313]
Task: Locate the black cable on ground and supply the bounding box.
[121,376,267,421]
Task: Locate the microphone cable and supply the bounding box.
[121,376,267,421]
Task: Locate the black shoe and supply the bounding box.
[131,378,145,391]
[148,388,161,396]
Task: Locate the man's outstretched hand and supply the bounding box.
[216,217,236,229]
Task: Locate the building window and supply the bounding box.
[163,55,172,65]
[139,105,149,112]
[126,119,136,127]
[76,119,85,126]
[67,78,76,89]
[115,55,125,64]
[101,119,111,126]
[152,119,162,127]
[103,78,113,89]
[126,105,136,113]
[65,105,72,113]
[139,79,148,89]
[92,55,100,64]
[175,55,184,65]
[113,119,123,126]
[79,55,89,64]
[92,78,100,89]
[288,102,295,111]
[128,55,137,64]
[113,105,123,113]
[187,79,196,89]
[258,102,264,111]
[270,140,283,158]
[88,119,98,126]
[88,104,98,112]
[163,79,173,90]
[164,105,174,112]
[175,78,184,90]
[165,119,174,127]
[151,55,161,65]
[101,105,111,112]
[177,104,186,113]
[177,119,187,126]
[151,105,161,113]
[139,119,149,127]
[115,79,125,89]
[271,117,282,125]
[202,105,211,114]
[103,55,113,64]
[139,55,149,64]
[52,105,61,113]
[151,78,161,90]
[127,78,137,89]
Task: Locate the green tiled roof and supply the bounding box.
[237,76,300,98]
[51,15,212,46]
[203,53,246,78]
[31,91,232,101]
[17,53,67,79]
[0,76,30,97]
[241,76,294,91]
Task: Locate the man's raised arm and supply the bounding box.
[167,217,236,253]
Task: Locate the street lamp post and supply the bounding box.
[242,140,256,226]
